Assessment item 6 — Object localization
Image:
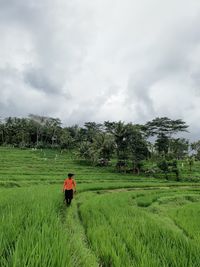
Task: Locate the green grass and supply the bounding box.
[1,147,200,266]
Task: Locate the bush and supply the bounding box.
[157,160,180,181]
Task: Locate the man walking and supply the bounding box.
[63,173,76,206]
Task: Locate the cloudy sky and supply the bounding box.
[0,0,200,138]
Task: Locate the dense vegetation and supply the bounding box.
[1,115,200,179]
[1,148,200,267]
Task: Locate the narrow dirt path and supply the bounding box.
[93,185,200,194]
[65,201,99,267]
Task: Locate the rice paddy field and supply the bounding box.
[1,147,200,267]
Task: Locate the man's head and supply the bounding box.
[68,173,74,179]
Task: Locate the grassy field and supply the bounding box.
[1,147,200,267]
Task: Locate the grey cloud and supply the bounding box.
[126,72,155,120]
[24,68,62,94]
[0,0,95,118]
[1,0,200,139]
[125,10,200,124]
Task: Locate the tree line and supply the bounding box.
[1,115,200,175]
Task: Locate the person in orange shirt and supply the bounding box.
[63,173,76,205]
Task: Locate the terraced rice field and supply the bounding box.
[1,148,200,267]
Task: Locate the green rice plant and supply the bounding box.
[78,190,200,267]
[0,186,98,267]
[1,148,200,267]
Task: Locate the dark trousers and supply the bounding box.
[65,189,73,205]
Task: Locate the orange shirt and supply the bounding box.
[63,178,76,190]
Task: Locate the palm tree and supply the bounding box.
[104,121,130,160]
[92,133,115,164]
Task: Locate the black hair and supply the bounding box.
[68,173,74,178]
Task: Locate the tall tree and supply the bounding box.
[191,141,200,160]
[92,132,115,161]
[60,128,74,149]
[144,117,188,137]
[44,117,62,146]
[170,138,189,159]
[128,127,149,173]
[0,118,5,145]
[84,122,103,142]
[155,133,169,155]
[145,117,188,156]
[28,114,48,146]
